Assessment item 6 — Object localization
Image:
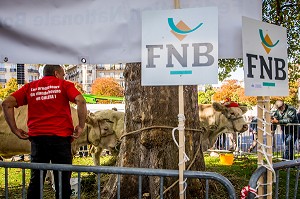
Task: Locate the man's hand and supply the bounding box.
[72,125,84,139]
[14,129,29,140]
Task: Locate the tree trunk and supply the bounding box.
[103,63,205,199]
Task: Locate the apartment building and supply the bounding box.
[0,63,40,87]
[0,63,124,93]
[64,64,125,93]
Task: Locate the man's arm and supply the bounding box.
[72,94,87,139]
[1,96,28,139]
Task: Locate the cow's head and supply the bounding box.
[213,102,248,132]
[85,113,118,150]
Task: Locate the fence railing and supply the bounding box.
[210,123,300,160]
[247,158,300,199]
[0,161,236,199]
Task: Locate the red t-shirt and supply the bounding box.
[12,76,81,137]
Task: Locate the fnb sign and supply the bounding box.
[141,7,218,86]
[242,17,288,96]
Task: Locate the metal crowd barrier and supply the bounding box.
[247,158,300,199]
[211,123,300,160]
[0,161,236,199]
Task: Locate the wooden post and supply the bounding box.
[257,96,264,196]
[178,85,185,199]
[173,1,185,199]
[265,96,272,199]
[257,96,273,198]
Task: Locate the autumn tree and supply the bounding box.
[91,77,124,97]
[212,79,257,106]
[0,78,18,100]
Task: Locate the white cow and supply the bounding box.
[0,104,118,160]
[199,102,248,151]
[88,109,125,165]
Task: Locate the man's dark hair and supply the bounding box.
[43,65,62,76]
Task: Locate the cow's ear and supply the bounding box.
[86,112,95,125]
[239,106,248,114]
[212,102,226,113]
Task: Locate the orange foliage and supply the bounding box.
[213,79,256,106]
[91,78,124,97]
[213,80,240,102]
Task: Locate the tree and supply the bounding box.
[91,77,124,97]
[218,59,243,82]
[212,79,257,106]
[0,78,18,100]
[198,85,215,104]
[262,0,300,82]
[103,63,205,198]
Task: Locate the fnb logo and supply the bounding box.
[145,18,214,70]
[259,29,279,54]
[168,18,203,41]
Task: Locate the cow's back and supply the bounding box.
[0,104,79,158]
[0,102,31,158]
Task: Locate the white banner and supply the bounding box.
[142,7,218,86]
[242,17,288,96]
[0,0,261,64]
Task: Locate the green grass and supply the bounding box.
[0,155,299,198]
[0,156,115,199]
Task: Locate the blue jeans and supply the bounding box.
[27,136,72,199]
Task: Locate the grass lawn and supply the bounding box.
[0,154,299,198]
[204,154,258,196]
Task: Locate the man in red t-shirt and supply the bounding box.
[2,65,87,199]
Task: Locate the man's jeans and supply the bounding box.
[27,136,72,199]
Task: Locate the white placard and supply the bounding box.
[242,17,288,96]
[142,7,218,86]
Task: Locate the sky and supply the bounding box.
[226,67,244,81]
[211,67,245,87]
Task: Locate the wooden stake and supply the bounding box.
[178,85,185,199]
[265,96,272,199]
[257,96,273,198]
[257,96,264,196]
[173,1,185,198]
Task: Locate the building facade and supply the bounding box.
[0,63,125,93]
[64,64,125,93]
[0,63,40,87]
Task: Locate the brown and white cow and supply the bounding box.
[0,104,118,160]
[199,102,248,151]
[88,109,125,165]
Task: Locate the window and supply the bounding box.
[98,72,104,78]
